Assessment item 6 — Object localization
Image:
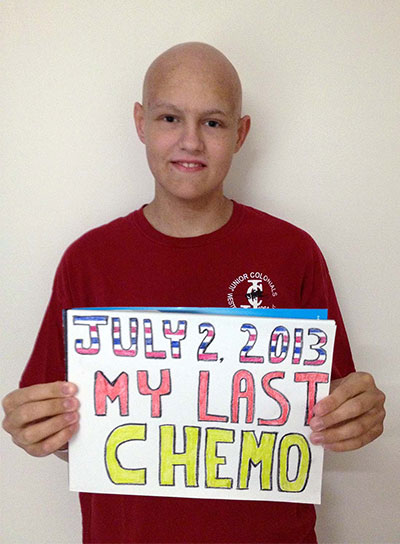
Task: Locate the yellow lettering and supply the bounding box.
[159,425,200,486]
[278,433,311,492]
[238,431,276,490]
[205,428,234,489]
[105,424,146,484]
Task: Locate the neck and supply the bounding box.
[143,194,233,237]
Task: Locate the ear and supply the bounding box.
[234,115,251,153]
[134,102,146,144]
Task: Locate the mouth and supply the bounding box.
[171,160,206,172]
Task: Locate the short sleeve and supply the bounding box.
[19,257,72,388]
[301,241,355,380]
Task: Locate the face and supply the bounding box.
[134,65,250,204]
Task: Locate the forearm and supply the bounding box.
[54,450,69,462]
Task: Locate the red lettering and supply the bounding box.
[231,370,255,423]
[258,371,290,426]
[137,369,171,418]
[198,371,228,422]
[94,371,128,416]
[294,372,329,424]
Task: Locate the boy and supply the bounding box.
[2,42,385,543]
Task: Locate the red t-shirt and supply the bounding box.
[21,201,355,543]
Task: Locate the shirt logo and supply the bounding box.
[227,272,278,309]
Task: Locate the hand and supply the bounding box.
[309,371,385,452]
[2,381,80,457]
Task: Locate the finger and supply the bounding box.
[313,372,375,417]
[320,423,384,452]
[13,411,80,448]
[310,389,379,431]
[2,382,77,414]
[4,396,80,431]
[310,406,385,446]
[22,422,80,457]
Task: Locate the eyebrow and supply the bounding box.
[150,102,229,117]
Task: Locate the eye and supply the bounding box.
[163,115,178,123]
[205,120,221,128]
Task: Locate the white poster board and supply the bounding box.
[66,309,335,504]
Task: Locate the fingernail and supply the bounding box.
[311,432,324,444]
[62,383,75,395]
[63,398,74,410]
[310,417,325,431]
[64,412,77,422]
[313,405,324,417]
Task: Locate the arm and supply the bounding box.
[310,371,385,451]
[2,381,79,458]
[54,450,69,462]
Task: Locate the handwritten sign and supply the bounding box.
[66,309,336,504]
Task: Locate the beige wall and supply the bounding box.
[1,1,399,542]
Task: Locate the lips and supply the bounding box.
[171,160,206,172]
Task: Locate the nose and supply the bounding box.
[179,121,204,153]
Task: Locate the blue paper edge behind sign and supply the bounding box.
[70,307,328,319]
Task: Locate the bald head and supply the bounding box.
[134,42,251,208]
[142,42,243,117]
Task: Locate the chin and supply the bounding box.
[172,190,212,203]
[159,180,216,201]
